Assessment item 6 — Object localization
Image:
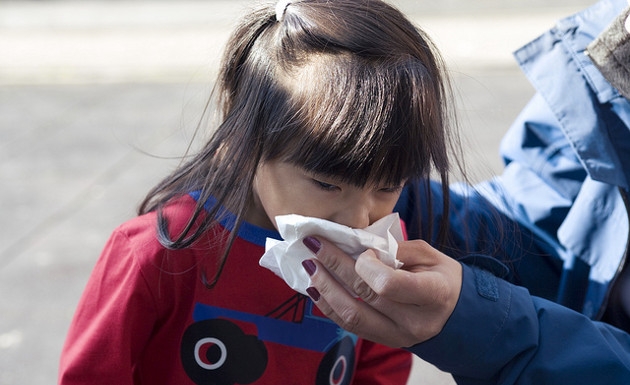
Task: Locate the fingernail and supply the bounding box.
[303,236,321,254]
[306,287,320,301]
[302,259,317,276]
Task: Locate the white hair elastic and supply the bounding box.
[275,0,292,22]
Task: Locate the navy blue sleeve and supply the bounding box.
[408,264,630,384]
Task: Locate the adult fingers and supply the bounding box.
[356,239,462,306]
[305,236,380,304]
[395,239,446,267]
[354,249,425,305]
[305,257,407,347]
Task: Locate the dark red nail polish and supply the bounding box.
[303,237,321,254]
[306,287,321,301]
[302,259,317,276]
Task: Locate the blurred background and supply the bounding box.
[0,0,593,384]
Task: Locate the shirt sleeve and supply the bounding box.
[58,229,159,385]
[350,339,412,384]
[407,263,630,385]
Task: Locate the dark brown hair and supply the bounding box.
[139,0,457,287]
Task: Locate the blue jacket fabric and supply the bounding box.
[395,0,630,382]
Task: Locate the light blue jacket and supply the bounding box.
[395,0,630,382]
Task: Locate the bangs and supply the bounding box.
[261,54,438,187]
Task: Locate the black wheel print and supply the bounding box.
[316,336,356,385]
[180,318,268,385]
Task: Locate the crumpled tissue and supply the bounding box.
[259,213,404,295]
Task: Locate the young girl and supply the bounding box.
[59,0,458,383]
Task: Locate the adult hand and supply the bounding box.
[301,237,463,348]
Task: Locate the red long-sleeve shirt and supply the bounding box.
[59,195,411,384]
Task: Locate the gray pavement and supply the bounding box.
[0,1,593,384]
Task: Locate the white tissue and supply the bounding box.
[259,213,404,295]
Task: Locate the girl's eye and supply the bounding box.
[312,179,340,191]
[379,185,404,194]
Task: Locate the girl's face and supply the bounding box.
[248,160,404,230]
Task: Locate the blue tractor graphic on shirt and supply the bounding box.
[180,294,357,385]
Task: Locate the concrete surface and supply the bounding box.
[0,1,593,384]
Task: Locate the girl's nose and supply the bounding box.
[332,203,371,229]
